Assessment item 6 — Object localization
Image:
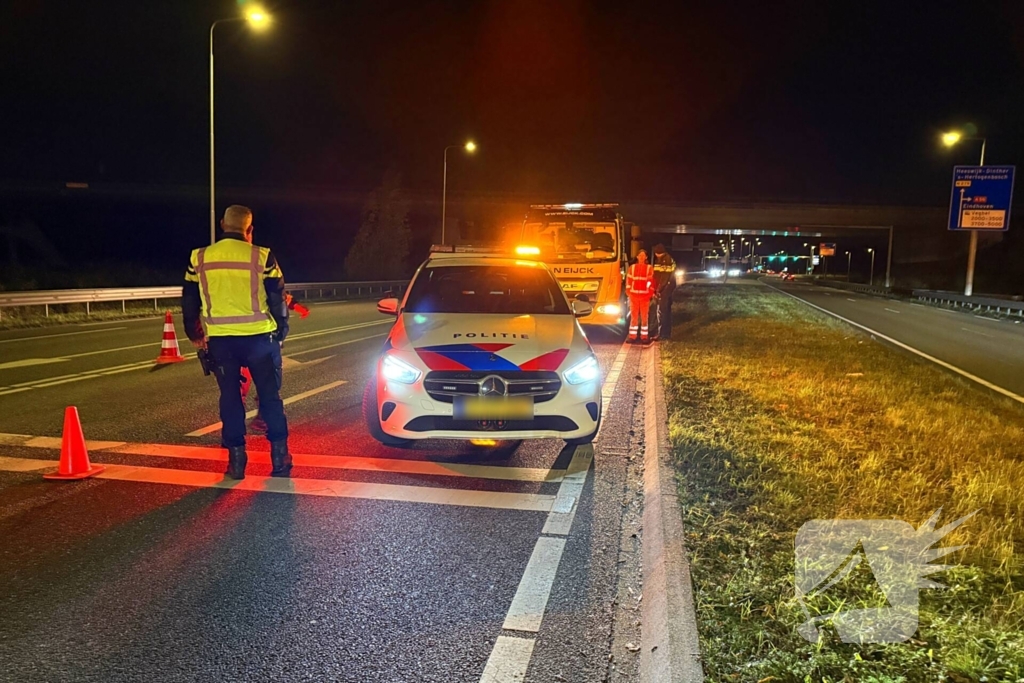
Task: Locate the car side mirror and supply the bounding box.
[572,299,593,318]
[377,297,400,316]
[574,293,590,304]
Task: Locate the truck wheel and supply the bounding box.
[362,380,412,447]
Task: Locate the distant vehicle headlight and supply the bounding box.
[563,355,600,385]
[708,268,723,278]
[597,303,622,316]
[727,268,742,277]
[382,354,421,384]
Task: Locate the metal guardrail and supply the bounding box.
[0,280,408,319]
[814,279,893,297]
[912,289,1024,316]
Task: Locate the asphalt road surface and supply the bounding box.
[0,302,645,682]
[770,279,1024,401]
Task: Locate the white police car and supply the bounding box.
[363,248,603,446]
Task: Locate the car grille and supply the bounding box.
[423,371,561,404]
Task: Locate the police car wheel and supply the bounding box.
[362,380,412,447]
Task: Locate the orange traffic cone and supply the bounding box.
[44,406,105,480]
[155,310,185,363]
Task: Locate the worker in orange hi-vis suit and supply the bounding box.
[626,249,655,343]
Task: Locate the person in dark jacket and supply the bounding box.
[650,244,676,340]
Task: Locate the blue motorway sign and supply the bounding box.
[948,165,1015,231]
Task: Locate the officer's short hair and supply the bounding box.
[223,205,253,231]
[653,244,666,255]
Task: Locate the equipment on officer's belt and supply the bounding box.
[197,348,214,377]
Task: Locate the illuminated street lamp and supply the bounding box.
[441,141,477,245]
[845,250,852,281]
[209,6,271,244]
[942,128,987,295]
[867,247,876,286]
[804,242,816,275]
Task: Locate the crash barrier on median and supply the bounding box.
[811,278,892,296]
[912,289,1024,316]
[0,280,409,320]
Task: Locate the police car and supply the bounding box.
[363,246,603,446]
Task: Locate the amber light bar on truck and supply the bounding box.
[529,203,619,210]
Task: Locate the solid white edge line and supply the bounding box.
[501,536,568,632]
[541,445,593,536]
[478,338,628,679]
[186,380,348,436]
[772,285,1024,405]
[479,636,535,683]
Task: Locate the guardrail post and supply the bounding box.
[122,300,126,313]
[45,303,49,317]
[86,301,90,316]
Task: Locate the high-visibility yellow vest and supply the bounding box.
[186,238,280,337]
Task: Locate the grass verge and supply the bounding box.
[662,282,1024,683]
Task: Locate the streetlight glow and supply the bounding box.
[464,141,477,153]
[942,131,962,147]
[246,7,271,28]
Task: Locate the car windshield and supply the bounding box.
[522,221,618,262]
[404,265,571,315]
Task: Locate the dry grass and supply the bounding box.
[663,282,1024,682]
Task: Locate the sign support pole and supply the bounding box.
[885,225,893,288]
[964,141,986,296]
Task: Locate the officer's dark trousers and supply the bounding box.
[208,334,288,448]
[657,285,675,338]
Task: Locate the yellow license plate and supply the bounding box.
[454,396,534,420]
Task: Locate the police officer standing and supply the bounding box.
[651,244,676,340]
[183,205,291,480]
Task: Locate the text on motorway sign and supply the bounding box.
[948,165,1015,231]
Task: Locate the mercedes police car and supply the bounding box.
[363,246,603,446]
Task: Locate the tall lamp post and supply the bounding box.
[209,7,271,245]
[845,250,852,281]
[441,141,477,245]
[942,130,987,296]
[868,247,876,286]
[804,242,816,275]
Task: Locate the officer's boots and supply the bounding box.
[270,440,292,478]
[226,445,248,480]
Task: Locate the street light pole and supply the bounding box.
[441,141,476,245]
[868,248,876,286]
[845,251,852,281]
[209,8,270,245]
[209,22,218,245]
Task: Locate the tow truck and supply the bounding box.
[514,203,630,329]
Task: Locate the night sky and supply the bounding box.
[2,0,1024,280]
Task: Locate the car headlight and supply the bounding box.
[382,354,421,384]
[563,355,600,385]
[597,303,622,316]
